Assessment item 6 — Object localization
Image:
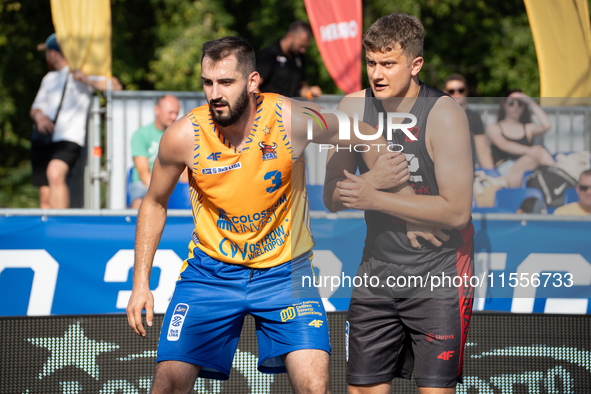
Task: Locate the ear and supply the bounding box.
[410,56,424,77]
[248,71,260,93]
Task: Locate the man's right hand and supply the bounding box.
[126,286,154,338]
[34,113,55,134]
[365,152,409,190]
[406,222,450,249]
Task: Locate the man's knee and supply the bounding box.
[150,361,200,394]
[298,375,330,394]
[46,160,69,185]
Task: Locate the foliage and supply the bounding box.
[0,0,576,207]
[148,0,235,91]
[0,0,54,207]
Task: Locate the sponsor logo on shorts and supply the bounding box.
[202,162,241,175]
[426,332,455,342]
[436,334,455,341]
[280,306,296,322]
[437,350,455,361]
[167,303,189,341]
[345,321,350,362]
[308,319,323,328]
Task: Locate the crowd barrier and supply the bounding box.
[96,92,590,209]
[1,312,590,393]
[1,211,590,316]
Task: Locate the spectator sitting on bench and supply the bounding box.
[486,90,554,187]
[130,95,180,209]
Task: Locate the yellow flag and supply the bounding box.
[524,0,591,98]
[50,0,112,78]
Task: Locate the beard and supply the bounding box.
[209,86,250,127]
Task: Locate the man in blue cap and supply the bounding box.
[31,33,121,208]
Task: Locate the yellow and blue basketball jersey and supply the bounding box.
[184,93,313,268]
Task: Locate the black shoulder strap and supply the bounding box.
[52,74,69,124]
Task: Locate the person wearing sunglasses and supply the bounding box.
[486,89,554,187]
[444,74,494,169]
[553,169,591,215]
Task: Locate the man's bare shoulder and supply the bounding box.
[345,90,367,99]
[429,96,469,130]
[158,115,194,167]
[338,89,367,116]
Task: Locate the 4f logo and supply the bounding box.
[207,152,221,161]
[308,320,323,328]
[438,351,455,361]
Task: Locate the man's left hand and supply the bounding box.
[406,222,450,249]
[336,169,376,210]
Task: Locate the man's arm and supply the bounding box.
[337,97,473,230]
[285,97,389,166]
[30,108,55,134]
[323,92,409,212]
[126,116,192,337]
[133,156,152,187]
[299,82,322,98]
[71,70,123,91]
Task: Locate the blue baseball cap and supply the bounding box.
[37,33,61,53]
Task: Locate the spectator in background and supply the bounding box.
[129,95,181,209]
[256,21,322,98]
[444,74,494,169]
[553,169,591,215]
[31,33,122,209]
[486,90,554,188]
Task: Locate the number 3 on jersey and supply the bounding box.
[264,170,282,193]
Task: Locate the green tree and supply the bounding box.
[111,0,160,90]
[0,0,54,207]
[362,0,539,97]
[148,0,235,91]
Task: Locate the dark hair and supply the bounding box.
[201,37,256,78]
[497,89,532,124]
[363,13,424,62]
[444,73,467,87]
[287,21,312,36]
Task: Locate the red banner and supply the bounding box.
[304,0,362,94]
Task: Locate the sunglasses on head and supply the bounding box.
[506,99,525,108]
[578,185,591,192]
[446,88,465,94]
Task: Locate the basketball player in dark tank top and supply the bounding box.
[324,13,474,394]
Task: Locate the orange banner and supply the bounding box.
[304,0,362,94]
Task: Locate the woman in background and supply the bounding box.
[487,90,554,187]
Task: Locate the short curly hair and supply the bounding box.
[363,13,424,63]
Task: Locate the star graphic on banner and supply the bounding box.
[27,321,119,380]
[263,126,271,135]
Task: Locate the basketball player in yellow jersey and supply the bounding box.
[126,37,408,393]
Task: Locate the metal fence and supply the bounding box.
[87,92,591,209]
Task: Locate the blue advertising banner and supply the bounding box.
[1,213,590,316]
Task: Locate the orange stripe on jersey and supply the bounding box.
[185,93,314,268]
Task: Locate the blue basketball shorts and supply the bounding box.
[156,247,331,380]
